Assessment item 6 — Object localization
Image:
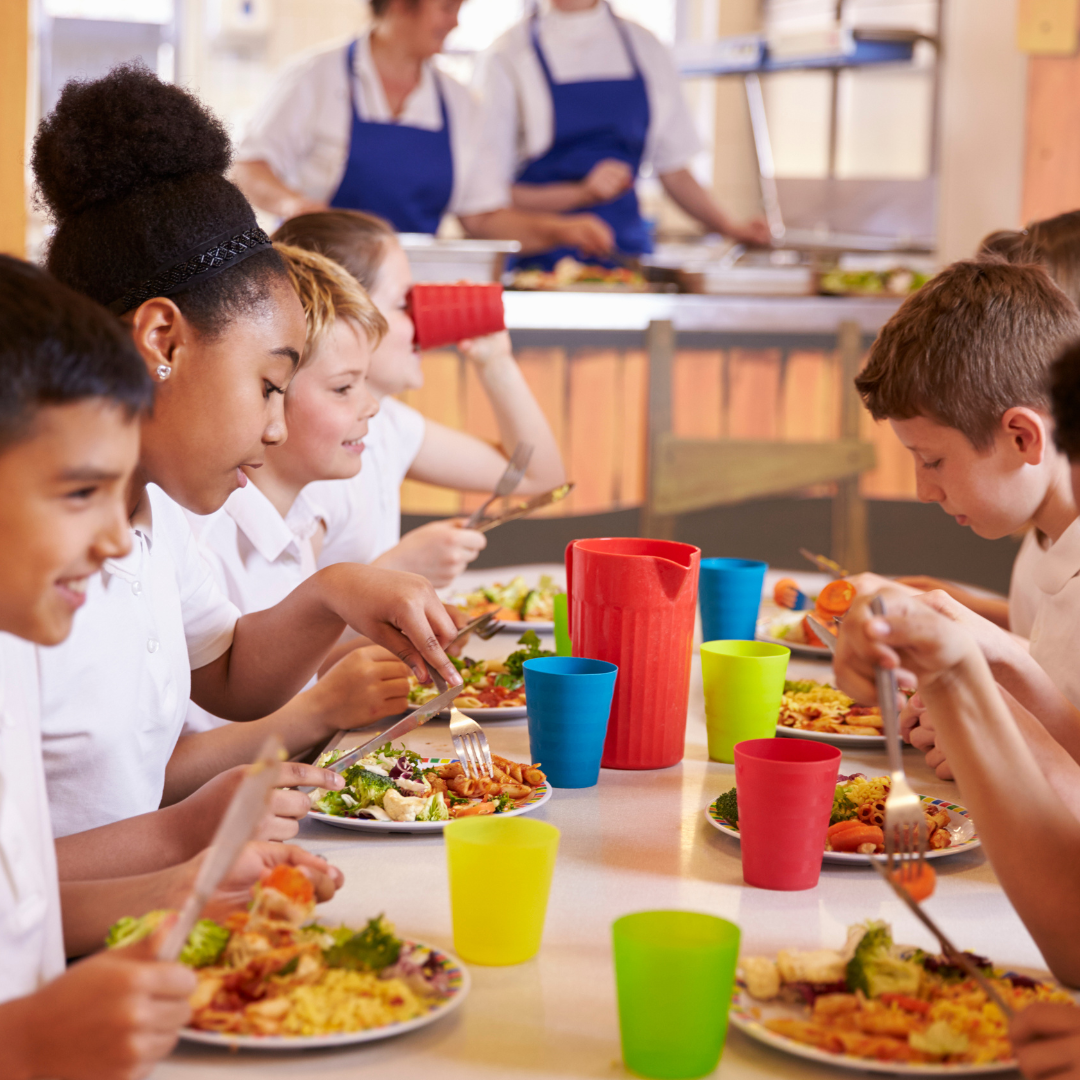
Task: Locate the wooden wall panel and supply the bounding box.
[727,349,781,439]
[517,348,570,517]
[399,350,463,515]
[459,362,502,514]
[859,413,918,500]
[617,350,648,507]
[566,350,620,515]
[781,351,840,441]
[0,0,28,257]
[1022,54,1080,222]
[672,350,724,439]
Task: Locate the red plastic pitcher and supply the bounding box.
[407,282,505,349]
[566,538,701,770]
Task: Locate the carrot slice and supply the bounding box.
[802,615,825,647]
[826,818,864,839]
[774,578,806,610]
[816,580,857,619]
[261,863,314,905]
[829,823,884,852]
[891,861,936,902]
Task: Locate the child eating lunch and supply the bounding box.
[30,65,460,879]
[273,208,567,588]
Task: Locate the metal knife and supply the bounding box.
[799,547,850,579]
[474,482,574,534]
[158,735,284,961]
[326,678,463,776]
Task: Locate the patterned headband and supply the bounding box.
[106,225,274,315]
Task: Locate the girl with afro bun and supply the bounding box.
[30,64,462,879]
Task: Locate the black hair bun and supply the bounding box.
[33,62,232,220]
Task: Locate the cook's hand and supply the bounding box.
[6,917,196,1080]
[203,842,343,923]
[581,158,634,204]
[727,217,773,247]
[558,213,614,256]
[282,193,328,220]
[313,643,412,728]
[1011,1002,1080,1080]
[384,520,487,589]
[458,330,514,368]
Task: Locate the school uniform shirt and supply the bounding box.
[235,29,505,218]
[1008,527,1047,639]
[38,485,240,837]
[182,483,324,733]
[305,396,428,570]
[0,632,65,1002]
[473,1,702,199]
[1028,518,1080,707]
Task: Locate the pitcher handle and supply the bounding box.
[564,540,575,637]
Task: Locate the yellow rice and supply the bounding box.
[278,970,428,1035]
[842,776,890,806]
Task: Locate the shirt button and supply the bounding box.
[147,639,159,654]
[131,581,142,596]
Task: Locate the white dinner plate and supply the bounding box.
[179,940,469,1050]
[705,794,981,864]
[756,609,833,659]
[309,758,552,834]
[776,724,885,749]
[491,619,554,634]
[728,974,1023,1075]
[408,701,528,722]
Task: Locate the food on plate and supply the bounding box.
[815,580,855,619]
[460,575,563,623]
[713,775,957,856]
[108,866,456,1038]
[779,680,883,736]
[739,921,1074,1065]
[766,581,856,646]
[773,578,808,611]
[511,256,645,291]
[313,742,546,822]
[891,862,937,902]
[819,267,930,297]
[409,630,552,710]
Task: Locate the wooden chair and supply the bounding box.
[640,319,876,572]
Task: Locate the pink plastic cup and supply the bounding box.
[407,282,506,349]
[733,739,841,891]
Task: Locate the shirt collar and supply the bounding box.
[101,487,154,583]
[1033,516,1080,596]
[224,483,322,565]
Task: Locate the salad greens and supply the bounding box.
[106,911,229,968]
[322,915,402,972]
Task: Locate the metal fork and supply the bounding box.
[870,596,926,877]
[464,442,534,529]
[449,611,499,650]
[449,707,493,780]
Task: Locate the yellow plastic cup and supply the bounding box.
[445,816,560,965]
[701,640,790,764]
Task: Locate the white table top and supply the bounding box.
[155,566,1037,1080]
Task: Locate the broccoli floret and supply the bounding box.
[713,788,739,827]
[323,915,402,972]
[830,786,858,825]
[180,920,229,968]
[342,767,397,809]
[522,589,554,621]
[106,911,169,950]
[416,792,449,822]
[315,790,358,817]
[784,679,819,693]
[846,921,923,998]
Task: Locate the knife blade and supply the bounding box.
[474,482,574,534]
[326,679,463,776]
[158,735,284,961]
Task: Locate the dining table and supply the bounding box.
[156,564,1040,1080]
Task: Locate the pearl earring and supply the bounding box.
[156,364,171,381]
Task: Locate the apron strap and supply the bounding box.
[529,3,645,88]
[343,39,361,120]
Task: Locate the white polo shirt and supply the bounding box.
[1028,517,1080,707]
[183,483,325,733]
[38,484,240,836]
[1009,527,1047,639]
[305,396,427,570]
[473,1,702,196]
[0,632,65,1002]
[235,29,506,218]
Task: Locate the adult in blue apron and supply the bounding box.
[514,4,650,270]
[329,39,455,235]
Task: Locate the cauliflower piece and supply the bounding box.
[777,948,846,985]
[742,957,781,1000]
[383,789,426,822]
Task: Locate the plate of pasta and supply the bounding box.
[309,743,551,834]
[731,920,1076,1073]
[707,775,980,864]
[774,679,886,748]
[757,609,833,659]
[106,867,469,1050]
[455,575,562,632]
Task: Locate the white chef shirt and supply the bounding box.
[1028,517,1080,707]
[182,483,325,733]
[0,632,65,1003]
[473,1,702,197]
[1009,527,1047,639]
[305,396,427,569]
[39,484,240,836]
[235,29,506,219]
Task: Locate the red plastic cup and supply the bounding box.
[733,738,841,891]
[407,282,506,349]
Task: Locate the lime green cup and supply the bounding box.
[613,911,741,1079]
[701,640,790,763]
[445,816,560,965]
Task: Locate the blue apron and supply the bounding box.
[514,5,651,270]
[329,40,454,235]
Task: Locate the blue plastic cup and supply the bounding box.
[699,558,768,643]
[524,657,618,788]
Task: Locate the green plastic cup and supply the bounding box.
[445,816,559,965]
[701,640,790,763]
[613,911,741,1079]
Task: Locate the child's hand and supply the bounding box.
[386,520,487,588]
[916,589,1021,668]
[313,643,412,727]
[9,918,196,1080]
[1011,1002,1080,1080]
[458,331,513,367]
